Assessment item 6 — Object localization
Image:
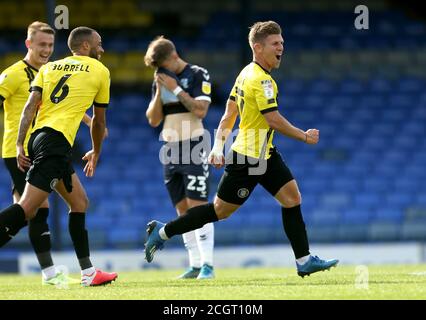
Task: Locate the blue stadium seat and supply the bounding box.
[368,222,400,241]
[339,79,364,94]
[368,78,392,93]
[363,136,387,151]
[341,208,372,224]
[281,79,305,94]
[398,78,424,92]
[108,227,141,248]
[308,226,338,242]
[338,225,368,241]
[353,194,381,210]
[401,222,426,241]
[386,193,414,209]
[115,215,145,229]
[374,207,403,223]
[388,94,414,108]
[310,209,341,226]
[332,176,362,193]
[96,199,132,216]
[86,214,115,230]
[363,177,392,193]
[415,194,426,206]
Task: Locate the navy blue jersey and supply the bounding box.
[152,64,212,116]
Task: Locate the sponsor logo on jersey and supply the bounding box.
[202,81,211,95]
[180,78,188,89]
[261,79,274,99]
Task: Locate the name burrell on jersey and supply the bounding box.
[51,63,89,72]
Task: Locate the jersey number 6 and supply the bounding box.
[50,74,72,104]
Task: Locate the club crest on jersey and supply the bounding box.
[261,80,274,99]
[180,78,188,89]
[202,81,211,95]
[237,188,250,198]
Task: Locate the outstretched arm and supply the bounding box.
[16,91,41,171]
[262,110,319,144]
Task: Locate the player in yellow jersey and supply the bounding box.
[144,21,339,278]
[0,22,105,286]
[0,21,63,284]
[0,26,117,286]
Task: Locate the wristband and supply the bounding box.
[173,86,183,96]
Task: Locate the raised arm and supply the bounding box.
[156,73,209,119]
[262,110,319,144]
[16,91,41,171]
[175,89,209,119]
[146,78,164,127]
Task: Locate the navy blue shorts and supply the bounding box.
[161,137,210,206]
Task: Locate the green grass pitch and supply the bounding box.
[1,264,426,300]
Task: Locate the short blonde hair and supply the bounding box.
[27,21,55,40]
[144,36,176,68]
[248,21,281,49]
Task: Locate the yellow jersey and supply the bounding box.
[230,62,279,159]
[0,60,37,157]
[31,55,110,146]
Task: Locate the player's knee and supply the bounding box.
[18,203,37,220]
[81,195,89,211]
[40,199,49,209]
[175,200,188,215]
[213,202,234,220]
[30,208,49,224]
[282,192,302,208]
[70,194,89,212]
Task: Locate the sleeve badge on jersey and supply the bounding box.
[261,79,274,99]
[0,74,7,85]
[202,81,211,95]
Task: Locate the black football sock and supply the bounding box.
[281,205,310,259]
[164,203,218,238]
[0,204,27,247]
[68,212,93,269]
[29,208,54,269]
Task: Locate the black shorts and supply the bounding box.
[27,127,75,193]
[216,148,294,205]
[3,157,27,195]
[161,136,210,206]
